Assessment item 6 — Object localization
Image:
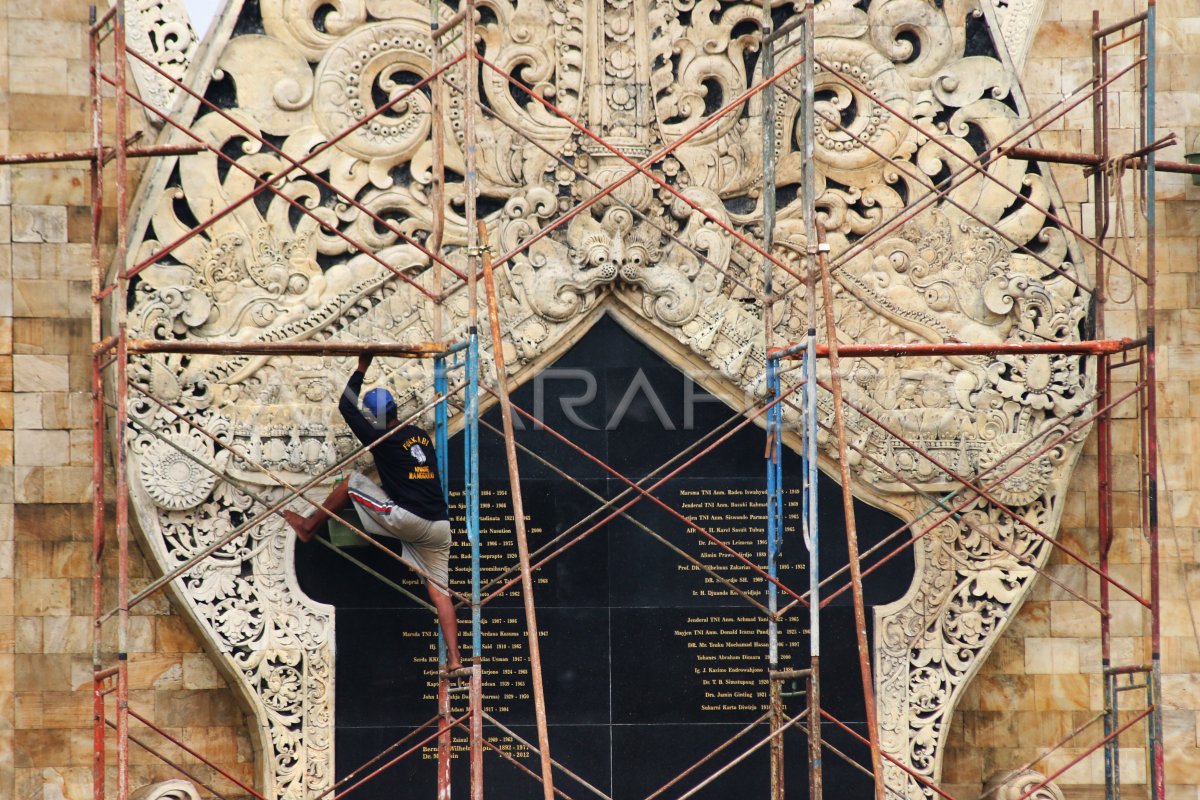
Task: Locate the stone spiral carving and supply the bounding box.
[124,1,1080,797]
[130,779,202,800]
[983,769,1066,800]
[125,0,199,121]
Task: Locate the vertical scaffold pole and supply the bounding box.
[88,9,108,800]
[430,2,453,797]
[816,225,884,800]
[1144,4,1163,798]
[462,2,485,795]
[800,4,823,798]
[1104,667,1120,798]
[435,351,452,800]
[1092,13,1118,797]
[803,345,821,800]
[113,4,133,798]
[429,0,447,268]
[479,224,556,800]
[760,1,784,797]
[766,354,784,800]
[466,328,482,798]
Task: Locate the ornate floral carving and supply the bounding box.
[313,22,445,162]
[138,429,219,510]
[124,2,1089,797]
[124,1,199,121]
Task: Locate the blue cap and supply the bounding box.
[362,387,397,421]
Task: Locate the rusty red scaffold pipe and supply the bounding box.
[814,225,884,799]
[478,222,557,800]
[770,338,1139,360]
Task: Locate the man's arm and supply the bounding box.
[339,353,379,443]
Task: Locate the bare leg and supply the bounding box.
[427,582,463,672]
[282,477,352,542]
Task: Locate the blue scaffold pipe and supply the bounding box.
[466,329,482,657]
[440,339,471,357]
[805,336,820,658]
[766,354,782,668]
[435,355,449,666]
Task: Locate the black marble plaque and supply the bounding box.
[295,315,913,798]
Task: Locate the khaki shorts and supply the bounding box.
[347,471,452,595]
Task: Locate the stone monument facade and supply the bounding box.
[0,1,1197,799]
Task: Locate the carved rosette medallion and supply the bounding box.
[126,1,1075,797]
[138,430,219,510]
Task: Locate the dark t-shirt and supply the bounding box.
[339,371,449,522]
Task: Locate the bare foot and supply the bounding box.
[282,510,314,543]
[443,662,467,677]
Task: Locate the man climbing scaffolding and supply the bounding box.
[283,352,463,674]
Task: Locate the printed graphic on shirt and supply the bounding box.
[402,434,431,450]
[401,433,435,481]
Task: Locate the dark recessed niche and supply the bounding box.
[295,314,913,798]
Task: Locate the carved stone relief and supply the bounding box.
[131,779,203,800]
[121,0,199,121]
[123,2,1090,798]
[982,770,1066,800]
[992,0,1050,70]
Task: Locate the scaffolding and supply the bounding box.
[1,0,1192,797]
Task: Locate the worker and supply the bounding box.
[283,352,463,674]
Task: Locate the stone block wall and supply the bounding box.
[942,1,1200,798]
[0,3,256,800]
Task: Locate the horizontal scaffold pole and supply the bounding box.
[124,340,467,357]
[0,142,204,165]
[769,338,1141,360]
[1006,146,1200,175]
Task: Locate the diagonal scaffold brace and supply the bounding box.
[477,221,557,800]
